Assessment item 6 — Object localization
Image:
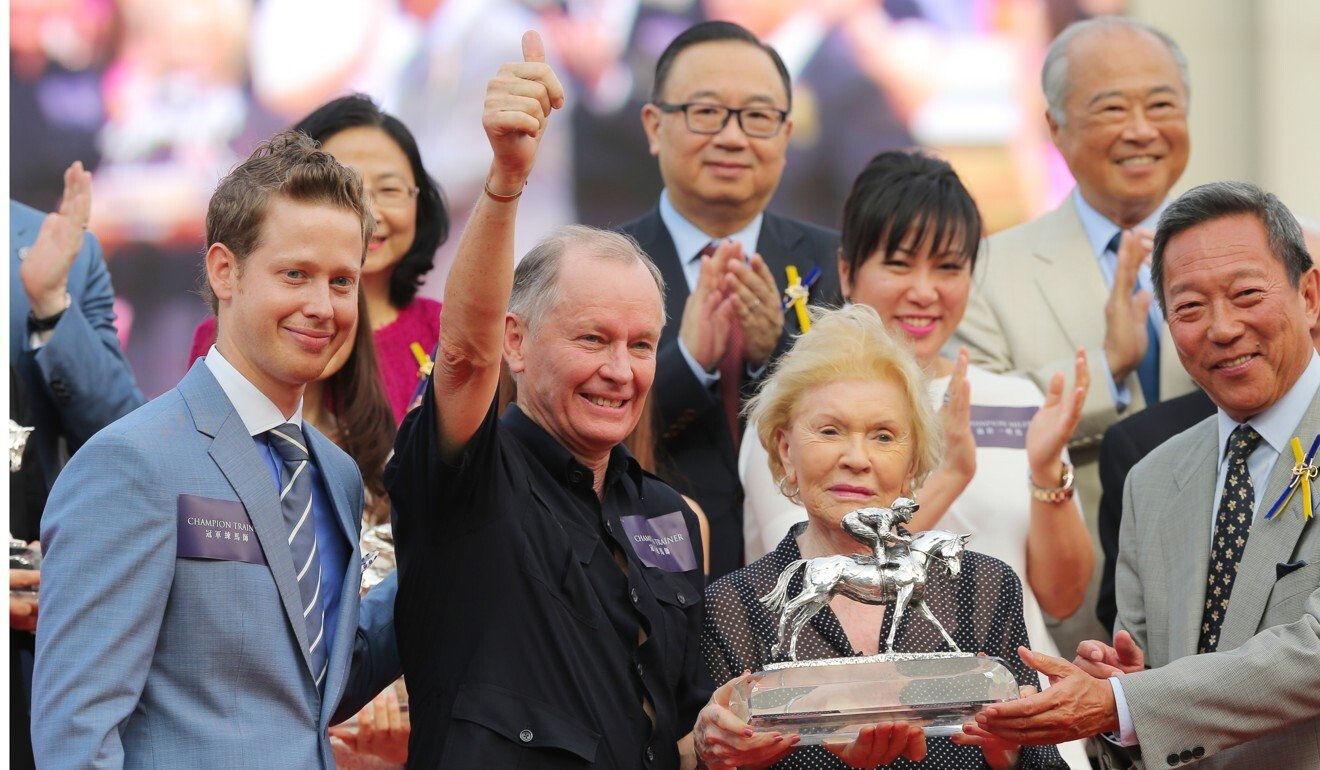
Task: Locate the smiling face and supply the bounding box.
[506,249,666,466]
[319,125,417,280]
[1049,26,1189,227]
[775,378,916,529]
[209,196,363,412]
[642,39,791,233]
[841,228,971,370]
[1163,214,1320,422]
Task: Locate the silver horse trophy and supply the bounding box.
[728,499,1020,743]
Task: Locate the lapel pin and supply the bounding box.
[1265,434,1320,521]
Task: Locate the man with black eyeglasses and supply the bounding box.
[619,21,840,579]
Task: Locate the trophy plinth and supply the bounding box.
[731,653,1018,744]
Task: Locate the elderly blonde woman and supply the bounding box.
[691,306,1066,770]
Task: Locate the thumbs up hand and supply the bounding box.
[482,30,567,193]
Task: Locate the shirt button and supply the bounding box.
[676,592,686,605]
[605,519,614,534]
[646,746,655,763]
[636,662,644,677]
[630,588,640,604]
[569,470,584,484]
[519,729,534,743]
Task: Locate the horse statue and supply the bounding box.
[761,528,972,661]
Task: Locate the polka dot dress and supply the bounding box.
[700,523,1068,769]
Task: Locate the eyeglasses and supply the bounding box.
[655,101,789,138]
[365,184,419,208]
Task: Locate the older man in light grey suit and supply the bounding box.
[32,132,399,768]
[953,15,1200,655]
[970,182,1320,769]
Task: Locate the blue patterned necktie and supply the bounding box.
[1198,424,1263,653]
[1107,232,1161,407]
[268,423,328,690]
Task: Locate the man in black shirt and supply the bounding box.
[386,32,711,769]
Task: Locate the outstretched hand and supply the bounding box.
[482,31,566,191]
[1074,630,1145,678]
[974,646,1120,745]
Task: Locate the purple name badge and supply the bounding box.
[969,405,1039,450]
[177,494,266,565]
[619,511,697,573]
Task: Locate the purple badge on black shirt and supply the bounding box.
[619,511,697,572]
[969,405,1038,450]
[177,494,267,565]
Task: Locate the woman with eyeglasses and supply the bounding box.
[188,95,451,423]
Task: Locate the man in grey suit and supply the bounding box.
[971,181,1320,769]
[953,15,1199,653]
[32,132,399,768]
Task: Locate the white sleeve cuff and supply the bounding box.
[678,338,720,389]
[1109,676,1140,746]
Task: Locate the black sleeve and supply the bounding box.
[386,379,508,549]
[1097,421,1140,632]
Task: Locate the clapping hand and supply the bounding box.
[679,240,740,372]
[940,348,977,484]
[725,252,784,368]
[1025,349,1089,485]
[1074,630,1145,678]
[20,161,93,319]
[1103,229,1155,384]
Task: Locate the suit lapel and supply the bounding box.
[1220,386,1320,648]
[1028,204,1112,354]
[1159,418,1220,658]
[179,362,318,682]
[633,208,689,347]
[307,427,362,725]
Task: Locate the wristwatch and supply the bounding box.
[1029,463,1075,503]
[28,292,72,333]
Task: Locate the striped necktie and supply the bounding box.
[1198,424,1263,653]
[267,423,328,690]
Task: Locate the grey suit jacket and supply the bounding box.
[33,361,398,769]
[1114,383,1320,768]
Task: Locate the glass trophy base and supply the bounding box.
[731,652,1018,745]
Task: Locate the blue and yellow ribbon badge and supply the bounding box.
[1265,434,1320,521]
[781,265,820,333]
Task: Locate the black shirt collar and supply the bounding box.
[501,404,645,496]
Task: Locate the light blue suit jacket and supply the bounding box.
[9,199,145,492]
[33,361,399,769]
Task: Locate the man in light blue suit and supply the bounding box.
[33,132,399,768]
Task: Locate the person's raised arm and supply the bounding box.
[432,31,564,459]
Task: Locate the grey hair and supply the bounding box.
[509,224,665,331]
[1151,181,1312,314]
[1042,16,1190,127]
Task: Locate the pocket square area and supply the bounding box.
[177,494,267,566]
[1276,560,1308,581]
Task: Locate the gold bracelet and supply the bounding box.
[483,179,525,202]
[1028,463,1075,504]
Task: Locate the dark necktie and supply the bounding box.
[1107,232,1161,406]
[1198,424,1263,653]
[268,423,329,689]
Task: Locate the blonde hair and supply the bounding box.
[745,304,941,495]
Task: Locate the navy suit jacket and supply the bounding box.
[9,200,145,511]
[33,361,399,768]
[619,208,840,578]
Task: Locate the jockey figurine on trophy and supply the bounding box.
[841,497,919,568]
